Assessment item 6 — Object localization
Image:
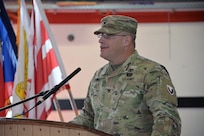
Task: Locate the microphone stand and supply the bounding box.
[0,91,47,112]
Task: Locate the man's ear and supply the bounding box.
[123,35,131,46]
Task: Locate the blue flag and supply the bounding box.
[0,0,18,116]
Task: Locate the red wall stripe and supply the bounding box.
[45,10,204,24]
[8,10,204,24]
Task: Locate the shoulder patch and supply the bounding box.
[166,85,175,95]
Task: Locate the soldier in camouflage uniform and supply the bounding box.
[69,15,181,136]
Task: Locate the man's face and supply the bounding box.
[97,33,127,64]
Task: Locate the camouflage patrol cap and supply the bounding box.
[94,15,138,35]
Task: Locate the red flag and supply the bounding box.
[0,48,5,116]
[32,0,64,119]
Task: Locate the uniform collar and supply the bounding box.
[104,50,139,77]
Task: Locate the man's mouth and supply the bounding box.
[100,46,108,50]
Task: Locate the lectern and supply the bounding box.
[0,118,111,136]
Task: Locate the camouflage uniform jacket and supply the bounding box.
[70,50,181,136]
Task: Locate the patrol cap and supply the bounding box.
[94,15,138,35]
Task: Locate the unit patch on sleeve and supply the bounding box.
[166,85,175,95]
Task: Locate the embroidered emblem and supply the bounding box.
[167,85,174,95]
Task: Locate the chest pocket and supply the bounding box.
[104,76,144,112]
[108,82,127,110]
[90,73,145,114]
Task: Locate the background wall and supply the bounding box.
[44,22,204,136]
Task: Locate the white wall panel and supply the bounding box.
[170,23,204,97]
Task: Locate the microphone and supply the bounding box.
[35,67,81,106]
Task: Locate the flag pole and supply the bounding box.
[53,97,64,121]
[34,0,78,119]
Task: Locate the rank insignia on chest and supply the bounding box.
[122,77,134,81]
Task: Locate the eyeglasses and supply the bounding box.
[97,33,127,39]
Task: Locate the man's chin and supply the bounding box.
[100,54,108,60]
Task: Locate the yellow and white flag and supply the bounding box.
[12,0,35,118]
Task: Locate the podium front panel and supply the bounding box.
[0,118,111,136]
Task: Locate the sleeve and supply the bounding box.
[144,65,181,136]
[68,83,95,128]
